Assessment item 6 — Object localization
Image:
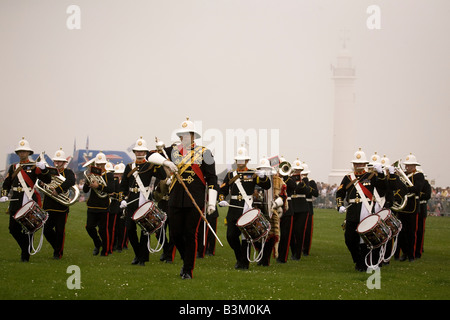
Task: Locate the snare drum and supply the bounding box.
[236,208,271,242]
[13,200,48,234]
[132,201,167,235]
[356,214,391,249]
[377,209,402,237]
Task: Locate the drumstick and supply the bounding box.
[174,172,223,247]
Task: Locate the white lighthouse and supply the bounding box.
[328,43,357,186]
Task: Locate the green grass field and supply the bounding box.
[1,202,449,300]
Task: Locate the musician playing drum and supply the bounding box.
[336,148,384,272]
[0,137,51,262]
[119,137,167,266]
[218,145,271,270]
[42,148,77,259]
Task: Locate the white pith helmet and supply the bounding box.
[114,162,125,174]
[292,158,304,170]
[15,137,33,155]
[369,152,381,166]
[302,162,310,175]
[234,144,251,161]
[380,155,391,167]
[94,152,107,165]
[52,148,68,162]
[257,157,271,169]
[132,136,149,152]
[105,161,114,172]
[351,148,369,164]
[403,153,420,166]
[175,117,201,139]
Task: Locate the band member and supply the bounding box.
[0,137,51,262]
[255,157,279,267]
[218,145,271,270]
[119,137,167,266]
[153,138,176,263]
[395,153,425,262]
[105,161,118,255]
[146,118,218,279]
[301,162,318,256]
[416,171,431,259]
[276,158,296,264]
[336,148,382,271]
[42,148,77,259]
[83,152,115,256]
[112,162,127,252]
[290,158,309,261]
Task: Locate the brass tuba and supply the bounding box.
[83,166,108,198]
[278,161,292,176]
[36,172,80,206]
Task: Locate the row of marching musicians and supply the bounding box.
[1,123,319,279]
[217,146,318,269]
[336,148,431,272]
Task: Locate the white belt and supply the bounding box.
[231,195,252,202]
[291,194,306,198]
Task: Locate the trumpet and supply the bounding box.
[278,161,292,176]
[36,173,80,206]
[84,166,108,198]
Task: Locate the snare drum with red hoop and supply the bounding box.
[376,209,402,237]
[356,214,391,249]
[132,201,167,235]
[236,208,271,242]
[13,200,48,234]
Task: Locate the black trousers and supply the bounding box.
[9,214,31,260]
[85,210,109,255]
[397,212,418,260]
[44,211,68,258]
[290,212,309,259]
[168,206,202,277]
[344,220,369,269]
[226,214,251,266]
[277,215,293,263]
[125,216,150,262]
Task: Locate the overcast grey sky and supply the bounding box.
[1,0,449,187]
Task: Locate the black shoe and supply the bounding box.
[131,257,139,265]
[399,254,408,262]
[93,247,100,256]
[181,272,192,280]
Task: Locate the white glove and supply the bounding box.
[388,166,395,175]
[0,196,8,203]
[207,189,218,215]
[218,201,229,207]
[166,176,172,185]
[256,170,266,178]
[120,200,128,209]
[163,160,178,173]
[339,206,346,214]
[373,163,383,174]
[36,161,46,170]
[207,204,216,215]
[272,197,284,209]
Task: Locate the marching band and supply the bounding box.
[0,130,433,277]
